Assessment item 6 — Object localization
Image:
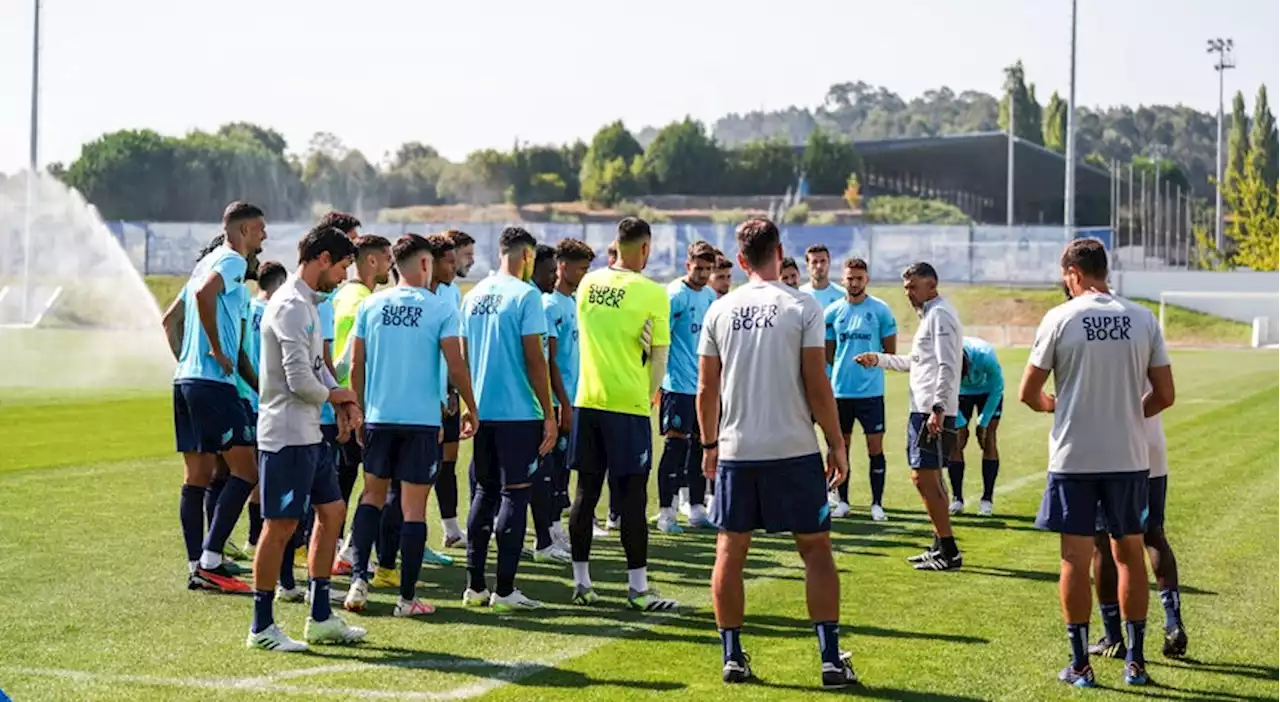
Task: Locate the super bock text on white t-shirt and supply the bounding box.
[730,304,779,331]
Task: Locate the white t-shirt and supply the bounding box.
[699,281,826,462]
[1146,414,1168,478]
[1028,292,1170,475]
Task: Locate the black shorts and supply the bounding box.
[906,412,957,470]
[660,390,699,436]
[957,393,1003,431]
[837,397,886,436]
[363,424,441,485]
[569,407,653,478]
[1037,471,1149,538]
[709,454,831,535]
[173,380,245,454]
[442,407,461,444]
[472,420,543,487]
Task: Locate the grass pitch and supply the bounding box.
[0,349,1276,701]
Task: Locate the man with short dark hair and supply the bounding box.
[800,244,846,311]
[448,229,477,279]
[162,201,267,594]
[1019,237,1174,687]
[343,234,479,617]
[825,258,897,521]
[949,336,1005,516]
[543,239,595,548]
[656,240,718,533]
[856,261,964,571]
[425,232,467,550]
[780,256,801,288]
[248,225,365,652]
[460,226,557,611]
[568,217,677,611]
[709,255,733,298]
[700,217,858,688]
[526,243,572,563]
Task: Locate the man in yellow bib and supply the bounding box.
[567,217,678,611]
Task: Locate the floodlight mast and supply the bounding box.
[1207,37,1236,250]
[23,0,42,322]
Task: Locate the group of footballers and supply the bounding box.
[161,201,1187,689]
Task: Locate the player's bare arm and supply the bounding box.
[546,336,572,432]
[161,295,185,360]
[696,353,722,480]
[1143,364,1175,418]
[521,333,557,457]
[1018,364,1056,413]
[441,337,478,439]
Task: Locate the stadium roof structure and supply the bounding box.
[849,131,1112,226]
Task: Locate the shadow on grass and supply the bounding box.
[1164,658,1278,681]
[950,565,1218,596]
[1096,680,1278,702]
[679,611,989,644]
[307,644,684,693]
[736,677,989,701]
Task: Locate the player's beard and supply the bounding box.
[1061,282,1073,301]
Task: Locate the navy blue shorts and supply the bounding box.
[1093,475,1167,534]
[173,379,246,454]
[837,397,886,435]
[1037,471,1149,538]
[906,412,957,469]
[660,391,699,436]
[442,406,461,444]
[230,399,257,448]
[472,420,543,487]
[363,424,441,485]
[258,443,343,520]
[569,407,653,478]
[956,393,1003,431]
[710,454,831,534]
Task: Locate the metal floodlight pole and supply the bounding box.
[1207,37,1236,250]
[1063,0,1079,234]
[23,0,42,322]
[1006,96,1015,227]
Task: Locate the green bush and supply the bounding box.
[864,195,970,225]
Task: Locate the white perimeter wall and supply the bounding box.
[1112,271,1279,323]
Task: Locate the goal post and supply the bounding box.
[1157,291,1280,348]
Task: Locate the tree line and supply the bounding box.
[14,62,1273,237]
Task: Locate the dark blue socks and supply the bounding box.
[1067,622,1090,670]
[466,484,499,593]
[657,437,688,508]
[247,502,263,546]
[309,578,332,622]
[947,460,965,502]
[378,485,402,570]
[1125,620,1146,665]
[495,487,530,597]
[531,469,556,550]
[1100,602,1123,644]
[980,459,1000,501]
[205,475,227,529]
[720,627,744,664]
[202,476,254,553]
[179,484,206,563]
[1159,588,1182,630]
[869,453,887,506]
[436,460,459,520]
[400,521,427,601]
[815,621,841,667]
[349,503,383,582]
[252,589,274,634]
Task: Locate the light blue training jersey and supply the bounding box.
[461,273,548,421]
[174,247,249,385]
[236,298,267,409]
[544,290,579,407]
[662,279,717,395]
[824,295,898,399]
[435,281,463,406]
[353,286,460,427]
[799,281,846,377]
[317,296,337,425]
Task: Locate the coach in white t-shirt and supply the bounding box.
[1018,237,1175,688]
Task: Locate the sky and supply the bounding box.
[0,0,1277,174]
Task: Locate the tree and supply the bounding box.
[1043,91,1067,153]
[580,121,646,206]
[217,122,288,156]
[998,61,1043,144]
[864,195,969,224]
[639,118,726,195]
[801,129,859,195]
[1249,85,1278,192]
[724,138,797,195]
[1226,91,1250,189]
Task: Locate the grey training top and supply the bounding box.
[698,280,826,462]
[257,274,339,453]
[1028,292,1170,475]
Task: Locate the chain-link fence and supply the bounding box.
[107,221,1113,286]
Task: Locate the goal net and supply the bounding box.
[1158,291,1280,348]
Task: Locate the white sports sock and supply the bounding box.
[627,567,649,593]
[199,550,222,570]
[659,506,675,521]
[188,560,199,574]
[442,517,461,535]
[572,561,592,589]
[678,487,690,504]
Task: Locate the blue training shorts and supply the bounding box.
[258,443,343,520]
[955,393,1003,431]
[472,420,543,488]
[837,397,886,435]
[1037,471,1149,538]
[710,453,831,535]
[362,424,441,485]
[660,390,699,436]
[906,412,957,470]
[569,407,653,478]
[173,379,246,454]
